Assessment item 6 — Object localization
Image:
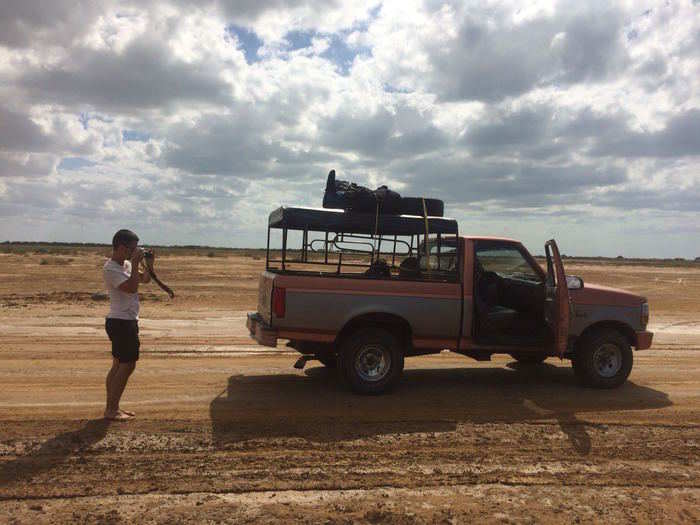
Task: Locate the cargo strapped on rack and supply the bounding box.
[268,206,458,236]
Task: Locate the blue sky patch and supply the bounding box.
[78,112,113,130]
[285,30,314,51]
[79,112,90,130]
[383,83,413,94]
[122,130,150,142]
[279,4,379,73]
[58,157,97,170]
[227,25,263,64]
[354,3,382,33]
[320,34,371,75]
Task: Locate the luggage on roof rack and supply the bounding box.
[322,170,444,217]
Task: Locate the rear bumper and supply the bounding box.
[635,330,653,350]
[246,312,277,347]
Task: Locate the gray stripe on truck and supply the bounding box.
[570,304,642,335]
[276,291,462,339]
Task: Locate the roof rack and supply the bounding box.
[268,206,458,236]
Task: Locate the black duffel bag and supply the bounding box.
[322,170,443,217]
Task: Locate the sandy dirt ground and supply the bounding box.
[0,249,698,523]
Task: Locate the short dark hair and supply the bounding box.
[112,229,139,248]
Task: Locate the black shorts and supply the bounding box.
[105,318,140,363]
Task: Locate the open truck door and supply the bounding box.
[544,239,570,357]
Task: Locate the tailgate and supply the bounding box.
[257,271,276,324]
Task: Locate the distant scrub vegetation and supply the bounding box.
[1,241,697,267]
[39,257,74,265]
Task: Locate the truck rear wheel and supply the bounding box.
[340,327,404,394]
[572,329,633,389]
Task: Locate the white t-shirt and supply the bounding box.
[103,259,139,320]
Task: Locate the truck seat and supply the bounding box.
[481,305,520,334]
[399,256,420,278]
[476,269,520,335]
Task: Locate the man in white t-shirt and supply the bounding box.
[103,229,151,421]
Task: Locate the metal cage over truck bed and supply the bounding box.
[265,206,459,278]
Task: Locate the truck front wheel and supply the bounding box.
[572,329,633,389]
[340,327,404,394]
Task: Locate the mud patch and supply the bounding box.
[0,291,164,307]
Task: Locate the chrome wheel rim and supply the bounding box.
[593,343,622,378]
[355,344,391,382]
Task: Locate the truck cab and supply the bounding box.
[247,206,653,394]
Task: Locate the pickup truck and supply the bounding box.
[247,206,653,394]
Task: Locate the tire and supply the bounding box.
[509,352,547,365]
[572,329,633,389]
[339,327,405,394]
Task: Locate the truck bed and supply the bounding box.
[249,270,466,353]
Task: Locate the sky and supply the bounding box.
[0,0,699,258]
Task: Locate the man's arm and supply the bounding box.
[139,252,155,283]
[118,250,144,294]
[139,262,152,284]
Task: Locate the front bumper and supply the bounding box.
[635,330,653,350]
[246,312,277,347]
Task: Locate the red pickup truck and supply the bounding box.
[247,206,652,394]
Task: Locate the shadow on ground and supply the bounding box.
[210,361,672,454]
[0,419,110,487]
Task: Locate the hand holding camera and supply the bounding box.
[141,248,174,298]
[143,249,155,269]
[130,247,144,265]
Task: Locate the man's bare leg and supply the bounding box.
[105,361,136,420]
[106,358,121,391]
[105,358,120,417]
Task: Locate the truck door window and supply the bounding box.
[476,246,542,284]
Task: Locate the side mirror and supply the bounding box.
[566,275,584,289]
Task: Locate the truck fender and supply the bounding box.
[574,320,637,350]
[571,304,641,340]
[336,309,412,348]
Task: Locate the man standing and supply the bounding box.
[103,229,151,421]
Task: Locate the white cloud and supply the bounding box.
[0,0,698,257]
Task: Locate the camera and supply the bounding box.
[143,249,154,260]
